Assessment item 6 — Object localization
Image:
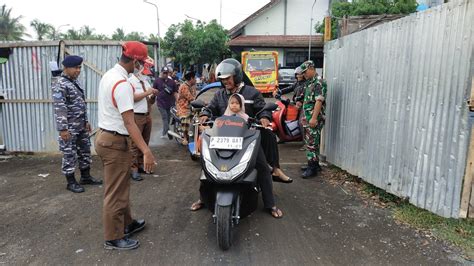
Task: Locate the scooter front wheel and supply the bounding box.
[216,205,232,250]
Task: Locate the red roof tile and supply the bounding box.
[228,35,324,48]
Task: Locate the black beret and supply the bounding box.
[62,55,83,68]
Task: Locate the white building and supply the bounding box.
[228,0,330,68]
[228,0,446,68]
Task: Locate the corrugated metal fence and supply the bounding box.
[0,41,123,152]
[323,0,474,218]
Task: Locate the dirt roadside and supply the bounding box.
[0,138,467,265]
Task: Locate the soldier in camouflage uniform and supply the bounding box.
[52,55,102,193]
[299,60,327,178]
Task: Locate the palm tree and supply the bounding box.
[62,28,82,40]
[30,19,53,41]
[112,28,126,40]
[0,4,29,40]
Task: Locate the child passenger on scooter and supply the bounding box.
[224,93,249,122]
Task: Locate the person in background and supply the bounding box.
[299,60,326,179]
[176,70,197,145]
[128,56,158,181]
[274,66,306,149]
[153,66,178,139]
[171,67,180,85]
[52,55,102,193]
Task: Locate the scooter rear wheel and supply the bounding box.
[216,205,232,250]
[172,121,182,144]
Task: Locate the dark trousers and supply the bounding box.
[199,148,275,209]
[260,129,280,169]
[158,106,171,137]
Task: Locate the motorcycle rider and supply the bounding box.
[190,58,283,218]
[274,66,306,106]
[274,66,306,146]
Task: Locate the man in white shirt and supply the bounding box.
[95,41,156,250]
[128,59,157,181]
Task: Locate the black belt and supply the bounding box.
[134,112,149,116]
[100,128,129,137]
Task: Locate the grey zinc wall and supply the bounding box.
[323,0,474,218]
[0,41,123,152]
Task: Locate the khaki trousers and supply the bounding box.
[95,130,133,241]
[131,114,151,170]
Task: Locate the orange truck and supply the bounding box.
[241,51,278,95]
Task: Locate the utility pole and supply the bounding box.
[220,0,222,25]
[144,0,161,70]
[308,0,317,60]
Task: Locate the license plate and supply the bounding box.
[209,137,243,150]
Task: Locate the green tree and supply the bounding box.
[61,26,107,40]
[30,19,54,40]
[111,28,126,40]
[317,0,418,40]
[0,4,29,41]
[162,19,228,67]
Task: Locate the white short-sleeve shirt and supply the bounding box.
[128,74,150,114]
[98,64,134,135]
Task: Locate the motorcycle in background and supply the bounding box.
[271,95,303,143]
[168,82,222,160]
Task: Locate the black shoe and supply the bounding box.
[131,171,143,181]
[79,168,103,185]
[79,176,103,185]
[302,161,320,179]
[124,219,146,237]
[66,183,85,193]
[272,175,293,183]
[104,237,139,250]
[65,173,85,193]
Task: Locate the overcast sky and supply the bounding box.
[3,0,271,40]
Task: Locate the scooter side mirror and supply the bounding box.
[191,99,206,109]
[255,103,278,117]
[262,103,278,112]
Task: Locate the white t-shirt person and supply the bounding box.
[128,74,151,114]
[98,64,134,135]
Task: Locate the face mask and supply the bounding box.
[133,61,144,75]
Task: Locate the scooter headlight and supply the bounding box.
[201,139,257,181]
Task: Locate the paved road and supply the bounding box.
[0,106,465,265]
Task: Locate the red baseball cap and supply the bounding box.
[144,56,154,66]
[122,41,148,61]
[142,65,152,75]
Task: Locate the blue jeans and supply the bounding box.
[158,106,172,137]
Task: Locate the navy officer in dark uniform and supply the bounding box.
[52,55,102,193]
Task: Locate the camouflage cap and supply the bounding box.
[299,60,315,73]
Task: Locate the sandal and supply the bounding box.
[272,175,293,183]
[190,200,204,211]
[269,206,283,218]
[272,168,293,183]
